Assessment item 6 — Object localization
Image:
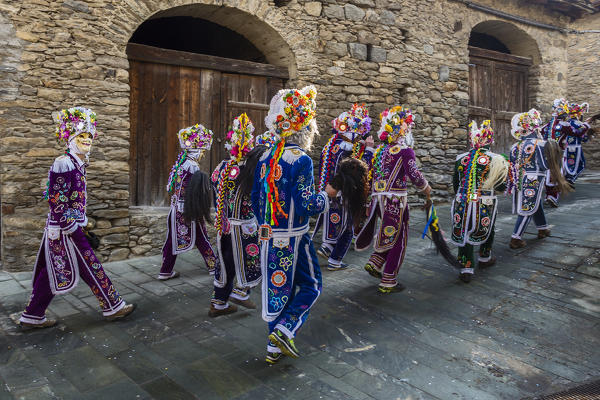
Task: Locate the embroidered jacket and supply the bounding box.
[211,159,261,288]
[451,147,506,246]
[355,145,428,252]
[313,135,374,242]
[509,132,549,216]
[251,143,328,322]
[166,158,204,255]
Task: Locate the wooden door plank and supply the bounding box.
[129,60,140,206]
[126,43,289,79]
[468,46,533,66]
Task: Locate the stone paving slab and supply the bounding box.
[0,172,599,399]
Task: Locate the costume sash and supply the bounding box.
[169,204,196,255]
[38,230,80,294]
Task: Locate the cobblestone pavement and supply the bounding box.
[1,172,599,400]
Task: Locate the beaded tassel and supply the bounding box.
[214,160,233,234]
[264,139,288,226]
[167,150,188,194]
[318,133,338,192]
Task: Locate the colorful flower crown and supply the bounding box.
[568,102,589,119]
[225,113,255,161]
[51,107,97,145]
[468,120,494,149]
[255,130,278,147]
[332,103,372,141]
[377,106,414,144]
[552,98,569,117]
[265,85,317,138]
[178,123,213,150]
[511,109,542,140]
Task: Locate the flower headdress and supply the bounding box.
[264,85,317,138]
[468,120,494,149]
[551,98,570,118]
[262,85,317,227]
[52,107,97,145]
[255,130,278,148]
[214,114,255,234]
[167,123,214,193]
[178,123,213,151]
[568,102,589,120]
[226,113,255,162]
[510,109,542,140]
[377,106,414,144]
[332,103,372,142]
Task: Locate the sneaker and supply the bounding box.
[268,328,300,358]
[229,297,257,309]
[327,262,349,271]
[509,238,527,249]
[545,198,559,208]
[478,256,496,268]
[19,319,58,329]
[459,268,474,283]
[316,245,332,259]
[208,304,238,318]
[106,303,136,321]
[157,271,180,281]
[364,263,382,279]
[377,283,406,294]
[537,229,551,239]
[266,352,284,365]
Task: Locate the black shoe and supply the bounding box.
[316,245,332,259]
[364,263,382,279]
[377,283,406,294]
[208,304,238,318]
[268,328,300,358]
[327,262,349,271]
[459,268,474,283]
[266,352,284,365]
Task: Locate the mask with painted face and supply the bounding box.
[73,132,93,154]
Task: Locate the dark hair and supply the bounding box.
[329,158,369,224]
[238,145,268,196]
[183,171,213,224]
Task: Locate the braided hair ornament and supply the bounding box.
[263,85,317,226]
[214,114,255,234]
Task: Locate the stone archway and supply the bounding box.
[468,20,542,153]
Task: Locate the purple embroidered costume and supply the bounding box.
[356,106,430,292]
[312,104,374,270]
[20,107,127,325]
[210,114,261,310]
[159,124,218,279]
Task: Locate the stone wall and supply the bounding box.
[568,13,600,169]
[0,0,585,270]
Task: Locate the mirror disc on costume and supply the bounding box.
[330,213,340,224]
[383,226,396,236]
[389,145,401,155]
[271,271,287,287]
[477,154,490,165]
[229,165,240,179]
[375,180,386,192]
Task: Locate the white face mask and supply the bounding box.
[71,132,93,154]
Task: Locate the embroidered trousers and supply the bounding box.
[268,234,322,343]
[368,206,410,288]
[212,234,249,308]
[512,205,548,239]
[160,221,217,277]
[457,230,495,267]
[20,228,124,324]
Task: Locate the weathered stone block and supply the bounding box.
[324,5,344,19]
[108,248,130,261]
[102,233,129,245]
[93,209,129,219]
[304,2,322,17]
[370,47,387,63]
[349,43,367,60]
[344,4,365,21]
[424,44,434,55]
[439,65,450,82]
[325,42,347,57]
[380,10,396,25]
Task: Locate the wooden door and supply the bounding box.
[127,44,287,206]
[468,46,532,154]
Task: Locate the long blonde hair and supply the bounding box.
[482,153,509,191]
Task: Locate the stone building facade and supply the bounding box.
[0,0,598,271]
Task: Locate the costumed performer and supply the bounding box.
[19,107,135,328]
[158,124,219,280]
[355,106,431,293]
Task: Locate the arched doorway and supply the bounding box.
[468,20,541,153]
[128,7,292,206]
